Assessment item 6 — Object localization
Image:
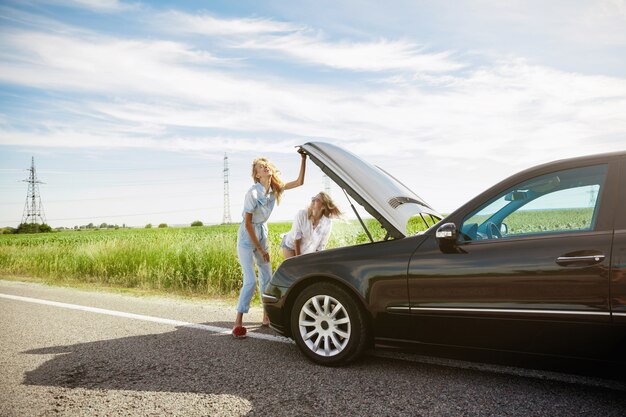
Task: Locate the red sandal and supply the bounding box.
[232,325,247,339]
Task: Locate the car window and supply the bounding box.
[459,164,608,242]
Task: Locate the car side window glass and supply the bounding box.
[459,164,608,242]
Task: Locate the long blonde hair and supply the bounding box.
[309,191,342,219]
[251,157,285,204]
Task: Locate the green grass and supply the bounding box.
[6,209,590,299]
[0,218,431,298]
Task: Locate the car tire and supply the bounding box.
[290,282,369,366]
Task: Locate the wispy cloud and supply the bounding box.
[1,6,624,163]
[237,33,465,73]
[157,11,302,36]
[0,127,299,156]
[155,10,464,74]
[0,30,235,95]
[32,0,138,12]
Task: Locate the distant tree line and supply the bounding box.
[1,223,53,234]
[1,220,206,234]
[71,223,125,230]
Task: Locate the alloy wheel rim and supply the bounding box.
[298,294,351,357]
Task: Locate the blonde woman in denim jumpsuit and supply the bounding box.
[232,152,306,338]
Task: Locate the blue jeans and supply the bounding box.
[236,242,272,314]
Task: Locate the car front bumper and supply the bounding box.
[262,284,290,336]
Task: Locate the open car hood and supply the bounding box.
[300,142,442,239]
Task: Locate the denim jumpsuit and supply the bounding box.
[236,182,275,314]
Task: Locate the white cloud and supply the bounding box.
[237,33,465,73]
[153,10,464,74]
[157,11,302,36]
[1,16,624,173]
[0,30,248,100]
[0,128,301,158]
[34,0,138,12]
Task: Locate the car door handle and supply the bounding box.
[556,254,605,266]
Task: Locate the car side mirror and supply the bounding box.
[436,223,459,253]
[435,223,467,253]
[436,222,458,240]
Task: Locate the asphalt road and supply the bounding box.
[1,279,625,416]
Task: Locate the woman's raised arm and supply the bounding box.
[283,152,307,191]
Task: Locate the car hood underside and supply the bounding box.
[300,141,442,239]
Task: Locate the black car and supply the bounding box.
[263,142,626,373]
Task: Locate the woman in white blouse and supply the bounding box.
[281,192,342,258]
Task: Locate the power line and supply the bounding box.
[1,155,270,226]
[36,176,220,187]
[0,172,252,189]
[1,190,216,205]
[25,162,224,173]
[43,206,223,222]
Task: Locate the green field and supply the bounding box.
[0,218,432,299]
[0,209,592,299]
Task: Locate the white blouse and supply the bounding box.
[283,209,332,254]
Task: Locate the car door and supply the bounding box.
[407,160,619,360]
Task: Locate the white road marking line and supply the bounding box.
[0,293,294,344]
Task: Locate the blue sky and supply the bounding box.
[1,0,625,228]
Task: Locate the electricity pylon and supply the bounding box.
[323,173,331,195]
[222,153,232,224]
[21,156,46,225]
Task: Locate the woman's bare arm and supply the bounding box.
[283,153,307,190]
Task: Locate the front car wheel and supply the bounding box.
[290,282,369,366]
